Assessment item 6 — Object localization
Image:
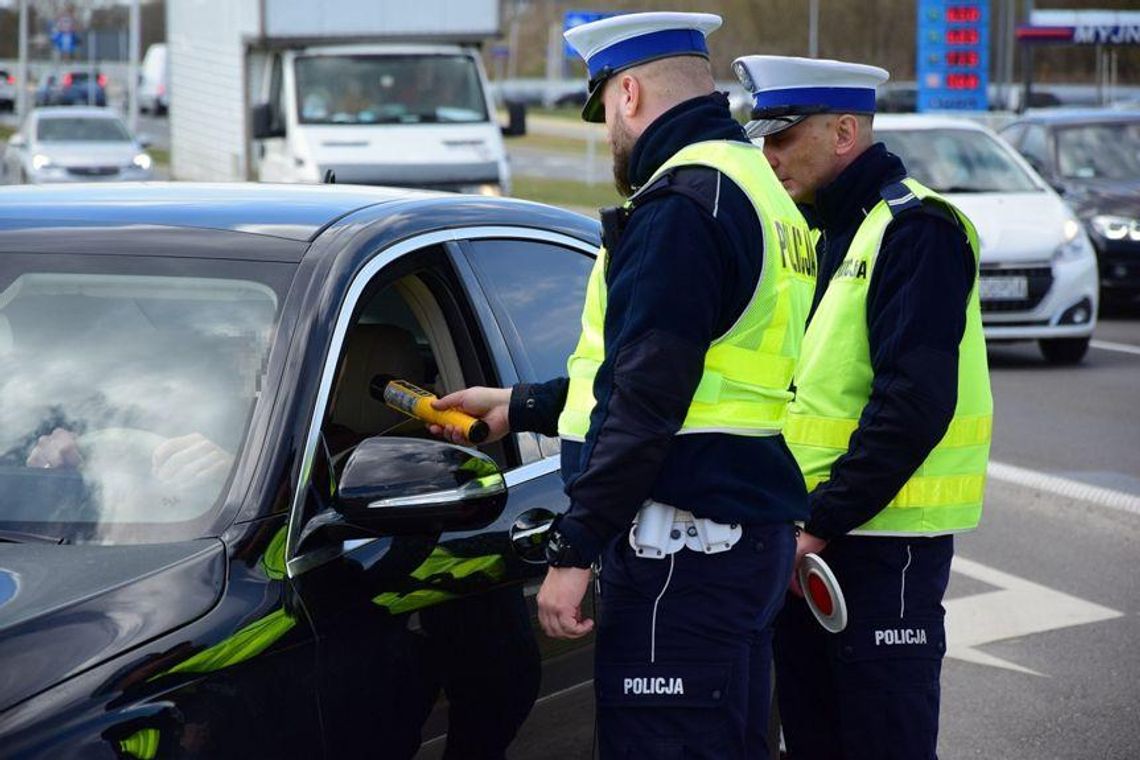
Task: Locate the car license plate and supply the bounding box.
[979,276,1028,301]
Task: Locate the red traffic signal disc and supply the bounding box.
[798,553,848,633]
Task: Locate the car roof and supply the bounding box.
[873,113,990,132]
[1010,108,1140,126]
[0,182,599,246]
[33,106,121,119]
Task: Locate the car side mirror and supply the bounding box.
[332,437,507,536]
[251,102,285,140]
[137,135,153,149]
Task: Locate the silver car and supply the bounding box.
[2,107,153,184]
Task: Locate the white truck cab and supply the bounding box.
[251,44,509,194]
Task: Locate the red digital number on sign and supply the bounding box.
[947,73,980,90]
[945,28,980,45]
[946,6,982,23]
[946,50,980,67]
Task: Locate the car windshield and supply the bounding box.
[1055,122,1140,180]
[878,128,1041,193]
[0,254,287,544]
[295,54,488,125]
[37,117,131,142]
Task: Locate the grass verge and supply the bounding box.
[0,123,15,141]
[507,130,600,154]
[149,147,170,167]
[511,175,618,212]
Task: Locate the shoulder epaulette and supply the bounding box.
[879,180,923,218]
[629,166,722,217]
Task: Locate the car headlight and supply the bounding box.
[459,183,501,197]
[1054,215,1095,263]
[131,153,152,171]
[1090,214,1140,242]
[31,154,52,171]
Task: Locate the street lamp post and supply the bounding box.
[809,0,820,58]
[128,0,139,132]
[17,0,28,119]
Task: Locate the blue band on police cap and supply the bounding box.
[753,86,877,114]
[586,29,709,81]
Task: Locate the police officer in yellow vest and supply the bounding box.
[733,55,993,759]
[431,13,816,758]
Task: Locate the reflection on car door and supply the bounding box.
[288,234,596,759]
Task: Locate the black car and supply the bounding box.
[34,70,108,107]
[0,184,599,757]
[999,110,1140,304]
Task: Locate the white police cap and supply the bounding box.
[564,12,722,123]
[732,55,889,137]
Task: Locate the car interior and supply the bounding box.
[321,265,506,471]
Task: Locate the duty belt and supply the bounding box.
[629,501,743,558]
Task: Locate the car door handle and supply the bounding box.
[509,508,556,564]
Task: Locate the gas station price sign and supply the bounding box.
[917,0,990,111]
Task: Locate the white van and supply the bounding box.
[139,43,169,115]
[250,44,510,194]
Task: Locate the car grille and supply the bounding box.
[67,166,119,178]
[979,265,1053,313]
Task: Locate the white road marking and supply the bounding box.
[947,557,1124,676]
[988,460,1140,516]
[1090,339,1140,357]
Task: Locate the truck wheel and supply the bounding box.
[1039,337,1090,365]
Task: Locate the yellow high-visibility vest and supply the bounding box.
[785,178,993,535]
[557,140,817,441]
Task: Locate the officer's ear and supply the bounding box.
[833,114,862,157]
[616,73,641,120]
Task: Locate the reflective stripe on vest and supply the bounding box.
[786,178,993,536]
[557,140,816,442]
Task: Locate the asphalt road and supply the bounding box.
[939,312,1140,759]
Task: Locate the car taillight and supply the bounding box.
[157,83,166,96]
[97,74,107,88]
[6,75,13,85]
[62,73,73,86]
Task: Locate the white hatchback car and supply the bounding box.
[875,114,1098,365]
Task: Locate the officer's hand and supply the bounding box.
[789,529,828,597]
[430,386,512,445]
[537,566,594,639]
[25,428,83,469]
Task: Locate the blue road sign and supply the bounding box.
[916,0,990,112]
[52,30,79,55]
[563,10,617,58]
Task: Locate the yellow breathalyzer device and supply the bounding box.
[373,377,490,444]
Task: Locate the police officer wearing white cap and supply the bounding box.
[733,55,993,759]
[432,13,816,758]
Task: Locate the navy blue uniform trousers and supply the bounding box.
[774,535,953,760]
[594,522,795,759]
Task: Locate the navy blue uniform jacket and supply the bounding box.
[800,143,975,540]
[508,93,808,563]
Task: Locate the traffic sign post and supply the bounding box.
[917,0,990,111]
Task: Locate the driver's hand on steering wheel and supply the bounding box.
[152,433,233,488]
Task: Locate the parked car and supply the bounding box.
[999,110,1140,306]
[876,114,1099,364]
[2,107,153,184]
[139,42,169,115]
[0,69,16,111]
[34,70,107,107]
[0,183,598,757]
